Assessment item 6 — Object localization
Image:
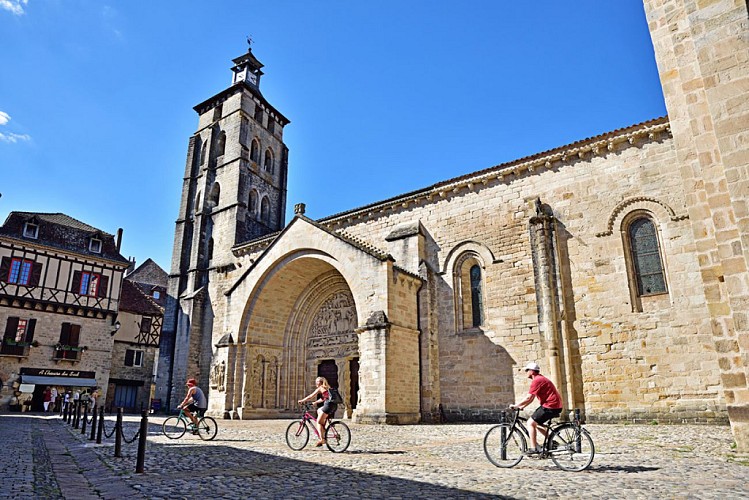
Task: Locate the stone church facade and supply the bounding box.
[156,0,749,450]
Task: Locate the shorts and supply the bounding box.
[186,403,206,415]
[531,406,562,425]
[320,402,337,416]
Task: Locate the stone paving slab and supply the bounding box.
[1,412,749,499]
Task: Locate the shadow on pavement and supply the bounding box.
[589,465,660,473]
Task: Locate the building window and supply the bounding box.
[23,222,39,239]
[470,265,484,327]
[217,131,226,157]
[248,189,258,217]
[260,197,270,225]
[56,323,81,360]
[125,349,144,367]
[1,317,36,356]
[140,317,152,334]
[8,258,33,285]
[267,118,275,134]
[1,257,41,287]
[152,290,160,300]
[89,238,102,253]
[250,139,260,163]
[628,216,667,296]
[200,138,207,164]
[453,252,486,332]
[264,149,274,173]
[254,105,263,123]
[80,272,100,296]
[208,182,220,209]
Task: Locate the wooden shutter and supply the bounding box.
[98,275,109,298]
[29,263,42,287]
[125,349,134,367]
[71,271,82,293]
[25,319,36,342]
[0,257,10,283]
[69,324,81,346]
[4,317,19,340]
[60,323,71,344]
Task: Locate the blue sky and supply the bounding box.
[0,1,666,270]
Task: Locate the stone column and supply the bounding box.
[529,211,565,403]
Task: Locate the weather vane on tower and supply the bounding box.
[246,35,253,49]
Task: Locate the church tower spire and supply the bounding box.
[156,43,291,409]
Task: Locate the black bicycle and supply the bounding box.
[483,408,594,471]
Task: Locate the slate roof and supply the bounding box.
[119,279,163,316]
[126,258,168,287]
[0,211,129,264]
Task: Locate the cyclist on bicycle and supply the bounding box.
[177,378,207,432]
[510,362,562,454]
[298,376,337,447]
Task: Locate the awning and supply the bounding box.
[21,375,98,387]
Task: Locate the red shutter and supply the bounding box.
[29,263,42,287]
[4,317,19,340]
[60,323,71,345]
[98,275,109,298]
[71,271,82,293]
[25,319,36,342]
[0,257,10,283]
[69,324,81,346]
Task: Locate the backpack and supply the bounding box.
[326,387,344,405]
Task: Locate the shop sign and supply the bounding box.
[21,367,96,378]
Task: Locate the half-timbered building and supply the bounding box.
[106,259,166,412]
[0,212,129,411]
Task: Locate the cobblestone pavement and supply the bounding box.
[2,412,748,499]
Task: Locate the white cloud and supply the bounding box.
[0,0,28,16]
[0,132,31,143]
[0,111,9,125]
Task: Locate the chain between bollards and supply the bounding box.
[136,409,148,473]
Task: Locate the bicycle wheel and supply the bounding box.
[483,424,526,468]
[548,423,595,471]
[325,421,351,453]
[162,417,187,439]
[285,421,310,450]
[197,416,218,441]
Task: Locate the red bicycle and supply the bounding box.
[285,403,351,452]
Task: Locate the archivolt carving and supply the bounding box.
[596,196,688,237]
[307,291,358,359]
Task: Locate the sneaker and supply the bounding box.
[525,446,542,456]
[192,429,200,435]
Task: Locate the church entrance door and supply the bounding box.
[317,360,339,388]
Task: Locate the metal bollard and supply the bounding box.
[63,402,68,422]
[96,407,104,444]
[114,408,123,458]
[81,403,88,434]
[89,405,98,440]
[136,409,148,473]
[74,401,81,429]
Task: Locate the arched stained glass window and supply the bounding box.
[629,217,666,296]
[260,197,270,224]
[470,265,484,327]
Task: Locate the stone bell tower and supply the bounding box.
[156,42,291,409]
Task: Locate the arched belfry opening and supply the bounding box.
[228,254,360,418]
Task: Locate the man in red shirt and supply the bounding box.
[510,362,563,454]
